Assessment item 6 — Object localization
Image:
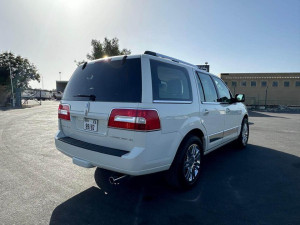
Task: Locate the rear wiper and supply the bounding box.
[73,94,96,101]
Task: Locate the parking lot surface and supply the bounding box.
[0,101,299,225]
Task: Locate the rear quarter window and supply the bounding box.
[63,58,142,102]
[150,60,192,101]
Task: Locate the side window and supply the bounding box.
[195,72,205,102]
[261,81,267,87]
[272,81,278,87]
[150,60,192,101]
[212,76,231,103]
[284,81,289,87]
[198,73,218,102]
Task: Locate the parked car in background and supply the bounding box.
[53,91,63,100]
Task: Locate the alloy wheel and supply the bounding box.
[183,144,201,182]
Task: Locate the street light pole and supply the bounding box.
[59,72,61,81]
[265,86,268,107]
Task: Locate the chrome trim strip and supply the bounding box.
[204,136,238,155]
[223,127,239,137]
[153,100,192,104]
[209,131,223,143]
[114,116,136,123]
[201,102,221,105]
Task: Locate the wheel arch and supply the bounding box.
[170,128,206,166]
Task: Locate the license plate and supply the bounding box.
[84,118,98,132]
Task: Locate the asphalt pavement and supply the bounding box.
[0,101,299,225]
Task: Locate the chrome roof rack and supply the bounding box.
[144,51,198,69]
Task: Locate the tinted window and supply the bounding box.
[212,76,231,103]
[150,60,192,101]
[195,72,205,102]
[261,81,267,87]
[63,58,142,102]
[272,81,278,87]
[198,73,218,102]
[284,81,289,87]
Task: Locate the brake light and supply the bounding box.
[58,104,70,121]
[108,109,160,131]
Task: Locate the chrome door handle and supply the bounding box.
[226,108,230,113]
[204,109,209,114]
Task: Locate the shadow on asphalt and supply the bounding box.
[50,144,300,225]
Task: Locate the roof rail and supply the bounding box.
[144,51,198,68]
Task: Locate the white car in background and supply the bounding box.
[55,51,249,189]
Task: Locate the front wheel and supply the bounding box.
[236,117,249,148]
[166,136,203,189]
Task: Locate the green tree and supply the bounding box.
[75,37,131,65]
[0,52,40,89]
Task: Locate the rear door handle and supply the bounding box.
[226,108,230,113]
[204,109,209,114]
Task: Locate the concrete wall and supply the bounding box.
[221,73,300,106]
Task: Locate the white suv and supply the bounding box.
[55,51,249,189]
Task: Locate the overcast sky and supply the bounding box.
[1,0,299,90]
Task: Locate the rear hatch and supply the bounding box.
[60,56,142,151]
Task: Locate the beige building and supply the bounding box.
[220,73,300,106]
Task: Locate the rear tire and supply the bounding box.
[236,117,249,149]
[166,135,203,190]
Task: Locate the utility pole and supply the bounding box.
[8,62,15,107]
[59,72,61,81]
[41,75,44,89]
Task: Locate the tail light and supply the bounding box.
[108,109,160,131]
[58,104,70,121]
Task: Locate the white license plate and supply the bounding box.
[84,118,98,132]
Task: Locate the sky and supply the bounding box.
[0,0,299,90]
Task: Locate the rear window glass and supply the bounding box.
[63,58,142,102]
[150,60,192,101]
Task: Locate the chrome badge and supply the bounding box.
[84,102,90,116]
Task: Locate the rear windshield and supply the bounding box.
[63,58,142,102]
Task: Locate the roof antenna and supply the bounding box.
[121,55,127,65]
[82,62,87,70]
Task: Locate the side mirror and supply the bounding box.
[234,94,245,102]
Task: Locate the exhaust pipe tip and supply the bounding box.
[109,176,115,185]
[109,174,128,185]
